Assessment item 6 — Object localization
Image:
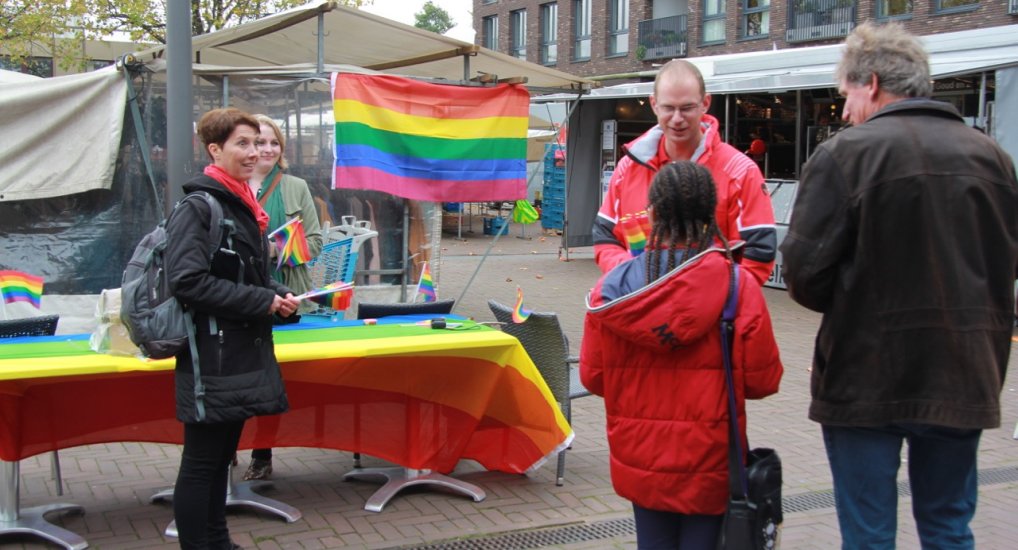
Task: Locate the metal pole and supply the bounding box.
[166,0,193,215]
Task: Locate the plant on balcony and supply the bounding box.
[636,44,647,61]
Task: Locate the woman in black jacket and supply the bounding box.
[164,107,300,549]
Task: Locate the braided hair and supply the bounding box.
[645,161,732,284]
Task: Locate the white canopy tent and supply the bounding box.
[131,0,592,94]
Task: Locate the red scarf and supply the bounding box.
[203,164,270,233]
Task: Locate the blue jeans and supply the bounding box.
[632,503,723,550]
[822,424,980,550]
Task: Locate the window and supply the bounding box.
[511,10,527,59]
[541,3,558,65]
[483,15,499,50]
[0,56,54,78]
[877,0,913,18]
[608,0,629,56]
[703,0,726,44]
[481,0,497,4]
[573,0,591,60]
[742,0,770,38]
[935,0,978,11]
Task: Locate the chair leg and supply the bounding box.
[556,449,566,487]
[50,451,63,496]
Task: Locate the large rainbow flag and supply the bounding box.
[331,73,529,202]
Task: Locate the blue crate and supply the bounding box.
[483,216,509,235]
[541,185,566,200]
[541,197,565,210]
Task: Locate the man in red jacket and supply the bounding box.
[593,59,777,285]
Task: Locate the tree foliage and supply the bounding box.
[1,0,372,71]
[414,1,454,35]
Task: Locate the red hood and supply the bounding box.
[586,250,733,350]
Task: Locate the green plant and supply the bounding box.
[635,44,647,61]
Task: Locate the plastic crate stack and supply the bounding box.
[542,143,566,231]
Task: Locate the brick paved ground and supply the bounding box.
[7,216,1018,549]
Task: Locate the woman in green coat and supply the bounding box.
[243,114,324,481]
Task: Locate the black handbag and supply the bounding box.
[716,266,783,550]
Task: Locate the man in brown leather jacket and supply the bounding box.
[781,22,1018,550]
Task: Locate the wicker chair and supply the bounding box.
[487,300,591,486]
[0,314,64,495]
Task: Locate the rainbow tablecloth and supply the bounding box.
[0,318,573,474]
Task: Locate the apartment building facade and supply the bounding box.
[475,0,1018,82]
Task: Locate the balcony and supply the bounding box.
[787,0,855,43]
[637,14,688,61]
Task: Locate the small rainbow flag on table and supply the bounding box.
[299,281,354,311]
[269,217,311,270]
[331,73,529,202]
[512,286,532,324]
[416,262,436,303]
[619,210,652,257]
[0,270,44,309]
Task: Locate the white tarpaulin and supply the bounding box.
[0,67,126,201]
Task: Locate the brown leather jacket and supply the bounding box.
[781,98,1018,429]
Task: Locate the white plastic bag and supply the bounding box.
[88,288,142,357]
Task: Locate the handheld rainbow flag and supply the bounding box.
[0,270,44,309]
[268,217,312,270]
[331,73,529,202]
[511,286,532,324]
[619,210,652,257]
[298,281,354,311]
[416,262,437,303]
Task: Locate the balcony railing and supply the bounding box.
[637,15,688,61]
[1010,0,1018,14]
[787,0,855,43]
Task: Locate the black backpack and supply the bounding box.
[120,191,233,360]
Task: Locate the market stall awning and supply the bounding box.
[132,0,593,94]
[535,24,1018,100]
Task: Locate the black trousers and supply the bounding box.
[174,420,245,549]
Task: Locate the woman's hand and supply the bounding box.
[269,293,301,317]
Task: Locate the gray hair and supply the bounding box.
[835,21,932,98]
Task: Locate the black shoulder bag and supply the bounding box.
[716,265,783,550]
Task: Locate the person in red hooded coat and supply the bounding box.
[581,161,783,549]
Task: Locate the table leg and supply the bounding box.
[0,460,87,550]
[153,464,301,537]
[343,467,485,513]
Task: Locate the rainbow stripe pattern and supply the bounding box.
[416,262,436,303]
[512,286,532,324]
[270,217,312,270]
[619,210,651,257]
[0,324,573,473]
[0,270,44,309]
[303,281,354,311]
[331,73,529,202]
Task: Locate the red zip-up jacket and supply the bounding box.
[581,248,783,514]
[593,116,777,285]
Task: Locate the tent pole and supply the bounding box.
[400,200,410,302]
[317,12,325,75]
[166,0,193,215]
